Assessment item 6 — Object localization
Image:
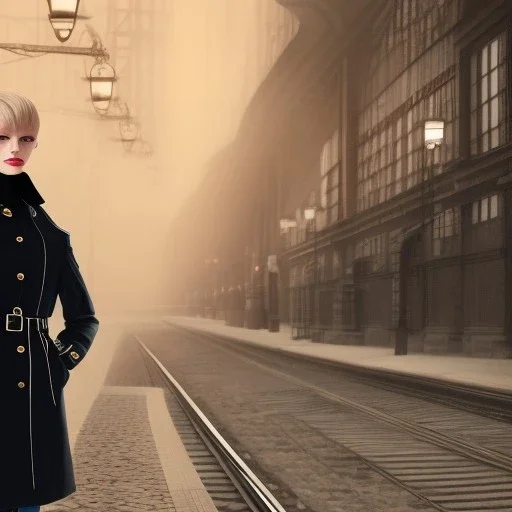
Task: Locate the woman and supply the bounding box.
[0,92,99,512]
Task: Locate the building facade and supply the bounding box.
[276,0,512,357]
[167,0,299,315]
[171,0,512,358]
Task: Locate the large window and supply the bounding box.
[432,207,460,256]
[472,194,499,224]
[356,0,460,212]
[355,233,387,272]
[320,129,340,225]
[357,76,456,212]
[470,31,509,155]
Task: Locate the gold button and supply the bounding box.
[2,207,12,217]
[16,236,23,242]
[17,345,25,353]
[17,273,24,280]
[70,351,80,360]
[17,381,25,388]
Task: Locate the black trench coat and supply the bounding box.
[0,197,99,509]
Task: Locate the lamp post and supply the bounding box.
[395,119,444,355]
[422,119,444,335]
[47,0,81,42]
[304,207,317,338]
[279,218,297,335]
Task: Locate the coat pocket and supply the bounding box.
[42,332,70,388]
[56,351,70,387]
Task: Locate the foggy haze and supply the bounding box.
[0,0,282,316]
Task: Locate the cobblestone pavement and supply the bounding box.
[43,392,175,512]
[140,324,439,512]
[42,331,217,512]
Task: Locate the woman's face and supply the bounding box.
[0,124,38,175]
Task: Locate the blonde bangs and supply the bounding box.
[0,92,40,134]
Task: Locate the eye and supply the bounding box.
[0,135,8,141]
[20,136,35,143]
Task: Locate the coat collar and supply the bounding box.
[0,171,45,207]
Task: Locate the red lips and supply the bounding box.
[4,158,24,166]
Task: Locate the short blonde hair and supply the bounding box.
[0,92,40,134]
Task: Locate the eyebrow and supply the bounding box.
[0,133,37,137]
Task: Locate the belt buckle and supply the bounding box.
[6,307,23,332]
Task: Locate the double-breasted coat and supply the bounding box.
[0,194,99,509]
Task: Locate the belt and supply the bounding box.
[5,312,48,332]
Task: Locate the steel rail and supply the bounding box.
[136,336,287,512]
[191,330,512,475]
[167,321,512,422]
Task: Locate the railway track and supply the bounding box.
[136,335,289,512]
[160,325,512,512]
[169,323,512,423]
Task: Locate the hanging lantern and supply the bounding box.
[47,0,80,42]
[88,60,116,114]
[119,118,138,149]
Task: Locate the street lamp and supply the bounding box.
[119,118,139,146]
[304,207,318,338]
[422,119,445,217]
[395,119,445,356]
[87,60,117,114]
[0,27,115,117]
[422,118,444,337]
[47,0,81,42]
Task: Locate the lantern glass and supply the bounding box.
[424,120,444,149]
[89,62,115,112]
[304,207,316,220]
[48,0,79,12]
[51,20,73,30]
[48,0,79,42]
[119,120,138,142]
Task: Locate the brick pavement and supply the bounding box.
[38,311,219,512]
[42,385,218,512]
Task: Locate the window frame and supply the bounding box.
[432,206,460,256]
[462,18,511,159]
[320,129,341,225]
[471,193,500,225]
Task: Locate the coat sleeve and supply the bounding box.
[54,234,99,370]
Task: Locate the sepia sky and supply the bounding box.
[0,0,277,313]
